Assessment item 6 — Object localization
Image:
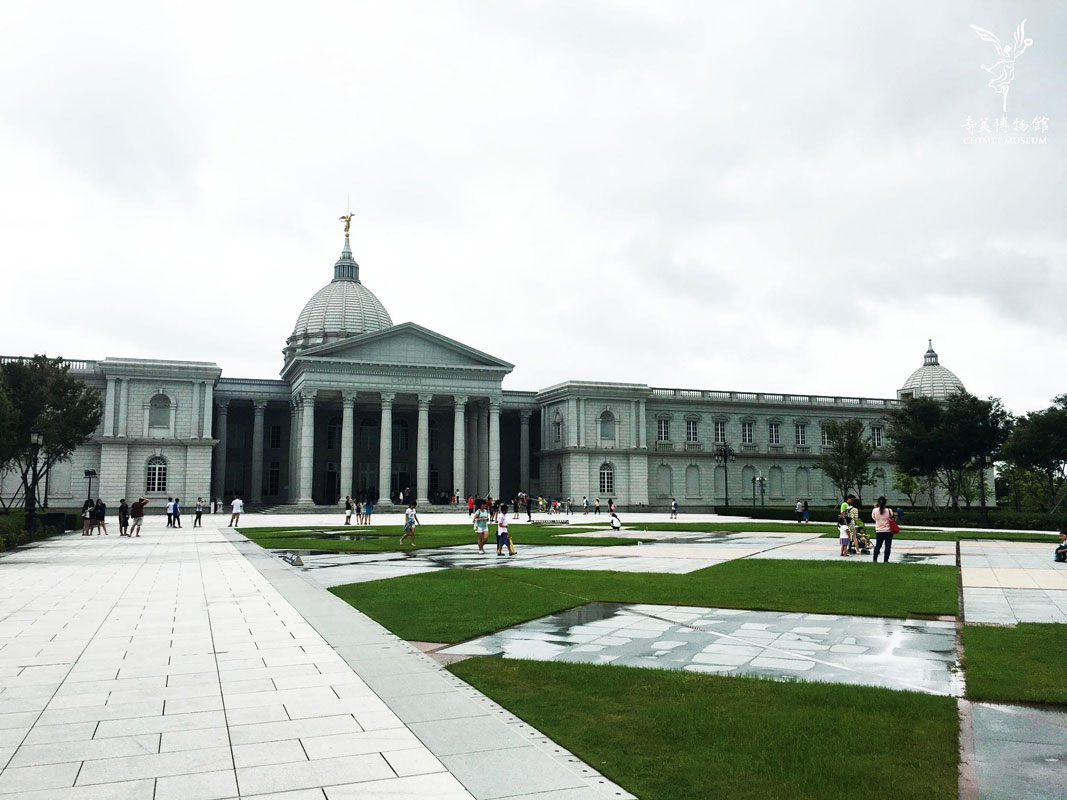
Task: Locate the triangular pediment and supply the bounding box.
[292,322,514,371]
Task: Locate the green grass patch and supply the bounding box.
[331,560,958,642]
[238,522,646,553]
[963,623,1067,705]
[448,659,959,800]
[816,528,1056,542]
[631,521,840,534]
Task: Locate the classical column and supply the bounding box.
[377,393,395,505]
[190,381,200,440]
[117,378,129,438]
[477,405,489,495]
[297,390,317,505]
[288,399,300,502]
[251,401,267,503]
[467,407,477,497]
[212,400,229,501]
[202,381,213,438]
[452,396,467,500]
[488,398,501,498]
[520,410,532,492]
[567,397,578,448]
[638,399,647,448]
[339,392,356,504]
[416,394,432,506]
[103,377,116,437]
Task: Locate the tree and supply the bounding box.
[0,356,103,513]
[892,471,921,506]
[887,393,1011,510]
[814,419,875,502]
[1001,400,1067,509]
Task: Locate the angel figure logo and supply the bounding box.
[970,20,1032,112]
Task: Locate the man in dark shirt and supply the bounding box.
[130,497,148,537]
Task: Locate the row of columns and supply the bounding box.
[208,392,536,507]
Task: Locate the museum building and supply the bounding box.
[1,234,966,511]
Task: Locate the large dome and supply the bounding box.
[898,340,965,400]
[285,237,392,359]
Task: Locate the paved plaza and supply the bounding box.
[0,517,633,799]
[961,540,1067,624]
[439,603,963,696]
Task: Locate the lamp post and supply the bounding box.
[84,469,97,503]
[26,427,44,534]
[757,475,766,507]
[714,444,737,507]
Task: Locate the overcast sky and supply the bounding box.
[1,1,1063,414]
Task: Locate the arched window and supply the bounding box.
[359,418,378,450]
[795,467,810,497]
[656,464,672,497]
[872,468,887,496]
[146,455,167,493]
[685,464,700,497]
[148,393,172,438]
[552,411,563,445]
[600,411,615,440]
[393,420,409,451]
[769,466,785,498]
[599,462,614,494]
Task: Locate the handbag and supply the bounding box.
[888,517,900,534]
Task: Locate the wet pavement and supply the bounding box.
[971,703,1067,800]
[961,541,1067,624]
[439,602,964,696]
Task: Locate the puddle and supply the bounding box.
[318,534,381,542]
[440,602,964,696]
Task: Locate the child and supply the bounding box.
[400,503,420,546]
[344,495,353,525]
[839,519,852,557]
[1055,530,1067,564]
[496,503,511,556]
[473,500,490,553]
[610,511,622,532]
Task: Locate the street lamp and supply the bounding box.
[26,427,44,534]
[714,444,737,507]
[84,469,97,502]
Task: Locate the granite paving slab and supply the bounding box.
[971,703,1067,800]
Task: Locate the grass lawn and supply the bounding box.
[330,560,958,642]
[237,523,647,553]
[449,659,959,800]
[627,520,840,534]
[963,623,1067,705]
[817,528,1056,542]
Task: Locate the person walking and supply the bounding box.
[473,499,490,554]
[400,503,420,546]
[802,500,810,523]
[94,499,108,535]
[229,495,244,527]
[165,497,174,528]
[526,494,533,522]
[129,497,148,537]
[583,496,589,514]
[496,503,512,556]
[594,498,601,515]
[344,495,353,525]
[670,498,678,519]
[81,498,94,535]
[194,497,204,527]
[467,495,474,517]
[172,498,182,528]
[870,496,896,563]
[118,499,130,537]
[608,499,616,514]
[795,499,804,523]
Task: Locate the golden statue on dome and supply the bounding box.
[339,213,354,237]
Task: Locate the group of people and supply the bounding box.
[343,495,375,525]
[81,497,150,537]
[837,495,898,562]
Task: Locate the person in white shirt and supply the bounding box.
[610,512,622,531]
[795,500,804,523]
[400,503,420,546]
[194,497,204,527]
[496,504,512,556]
[229,496,244,527]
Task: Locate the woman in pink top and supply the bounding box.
[870,496,896,563]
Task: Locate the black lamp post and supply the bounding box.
[26,427,44,534]
[757,475,766,507]
[84,469,97,502]
[714,444,737,507]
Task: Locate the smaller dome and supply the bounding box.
[898,340,965,400]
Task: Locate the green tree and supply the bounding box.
[0,356,103,512]
[886,397,944,508]
[1001,400,1067,509]
[814,419,875,502]
[892,471,921,506]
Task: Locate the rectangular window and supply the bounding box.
[741,421,753,444]
[714,421,726,444]
[552,421,562,443]
[657,419,670,441]
[685,420,698,443]
[267,461,280,497]
[822,427,833,447]
[326,422,340,451]
[269,425,281,450]
[871,425,883,448]
[768,423,780,445]
[429,424,439,453]
[795,424,807,445]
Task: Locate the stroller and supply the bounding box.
[839,507,871,555]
